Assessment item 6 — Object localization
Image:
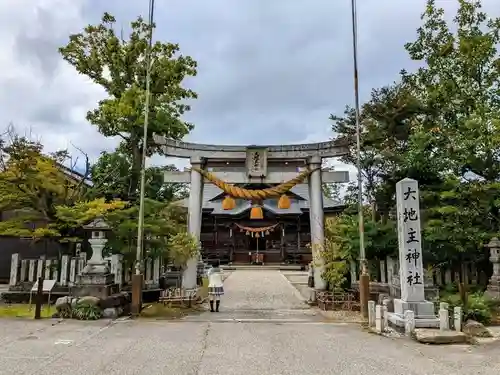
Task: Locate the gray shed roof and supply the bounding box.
[178,184,344,215]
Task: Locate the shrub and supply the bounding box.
[441,292,495,325]
[72,302,103,320]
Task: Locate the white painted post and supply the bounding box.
[9,253,19,286]
[368,300,376,327]
[439,302,449,331]
[20,259,28,282]
[60,255,70,286]
[380,260,386,283]
[28,259,36,282]
[454,306,462,332]
[44,260,52,280]
[404,310,415,336]
[69,258,77,285]
[36,258,44,279]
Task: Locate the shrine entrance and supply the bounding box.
[155,136,349,290]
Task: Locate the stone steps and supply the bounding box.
[221,264,303,271]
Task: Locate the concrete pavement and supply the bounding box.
[0,271,499,375]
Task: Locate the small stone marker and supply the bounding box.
[375,305,383,333]
[454,306,462,332]
[439,302,449,331]
[382,299,389,328]
[404,310,415,336]
[368,300,376,327]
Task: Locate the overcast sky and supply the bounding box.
[0,0,498,175]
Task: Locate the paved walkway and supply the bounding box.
[185,270,318,323]
[1,271,500,374]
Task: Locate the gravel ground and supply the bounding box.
[0,271,499,375]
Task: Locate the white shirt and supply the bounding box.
[208,267,223,288]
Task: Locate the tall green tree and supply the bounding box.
[403,0,500,182]
[91,147,188,202]
[59,13,197,201]
[403,0,500,242]
[0,133,125,243]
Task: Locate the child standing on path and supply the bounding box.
[207,261,224,312]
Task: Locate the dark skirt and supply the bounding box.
[208,286,224,296]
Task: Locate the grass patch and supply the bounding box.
[0,304,53,318]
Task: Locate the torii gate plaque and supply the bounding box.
[154,135,349,290]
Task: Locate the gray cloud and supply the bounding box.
[1,0,498,173]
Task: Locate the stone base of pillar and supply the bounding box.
[313,265,326,291]
[74,271,115,299]
[182,258,199,290]
[387,299,439,328]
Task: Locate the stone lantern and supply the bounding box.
[486,237,500,299]
[75,217,115,298]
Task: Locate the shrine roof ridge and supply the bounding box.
[153,135,349,159]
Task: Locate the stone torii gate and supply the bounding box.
[154,135,349,290]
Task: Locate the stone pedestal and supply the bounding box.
[74,219,116,299]
[388,299,439,328]
[485,238,500,299]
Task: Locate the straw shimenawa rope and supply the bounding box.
[191,167,318,201]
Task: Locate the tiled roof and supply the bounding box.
[178,183,344,215]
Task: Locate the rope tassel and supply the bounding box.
[250,205,264,220]
[222,195,236,210]
[278,194,291,209]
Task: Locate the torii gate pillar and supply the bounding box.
[184,156,204,289]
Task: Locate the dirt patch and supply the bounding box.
[318,309,365,324]
[139,303,206,320]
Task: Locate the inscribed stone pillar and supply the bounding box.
[307,155,326,290]
[396,178,425,302]
[389,178,437,327]
[183,156,204,290]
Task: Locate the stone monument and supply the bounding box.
[388,178,439,328]
[485,237,500,299]
[74,218,115,299]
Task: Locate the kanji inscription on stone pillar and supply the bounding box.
[396,178,425,302]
